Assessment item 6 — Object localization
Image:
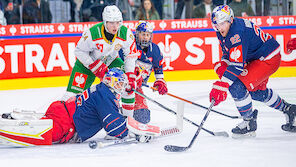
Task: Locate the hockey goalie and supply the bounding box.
[0,68,160,147]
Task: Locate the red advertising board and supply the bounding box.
[1,16,296,80]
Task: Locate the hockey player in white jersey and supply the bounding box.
[62,5,140,118]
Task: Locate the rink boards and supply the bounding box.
[0,16,295,90]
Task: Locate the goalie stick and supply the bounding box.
[133,89,229,137]
[164,100,215,152]
[143,84,241,119]
[93,126,182,149]
[89,102,184,149]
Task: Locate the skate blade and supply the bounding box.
[232,131,256,139]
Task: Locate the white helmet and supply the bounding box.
[135,21,154,47]
[102,5,123,32]
[211,5,234,31]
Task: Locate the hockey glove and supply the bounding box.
[287,38,296,53]
[153,79,168,95]
[126,72,136,94]
[88,59,108,80]
[214,60,228,79]
[209,81,229,106]
[135,67,143,88]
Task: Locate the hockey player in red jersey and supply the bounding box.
[0,68,159,147]
[209,5,296,138]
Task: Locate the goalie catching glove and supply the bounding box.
[89,59,108,80]
[153,79,168,95]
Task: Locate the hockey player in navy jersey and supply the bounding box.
[0,68,158,146]
[120,21,168,124]
[209,5,296,138]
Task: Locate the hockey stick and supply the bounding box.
[143,84,241,119]
[90,126,183,149]
[91,107,184,149]
[133,89,229,137]
[164,100,215,152]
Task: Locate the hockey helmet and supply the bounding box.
[211,5,234,31]
[103,68,128,94]
[102,5,123,33]
[135,21,153,48]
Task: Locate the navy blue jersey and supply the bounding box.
[73,83,127,141]
[120,42,164,79]
[217,18,280,85]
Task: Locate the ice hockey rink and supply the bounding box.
[0,77,296,167]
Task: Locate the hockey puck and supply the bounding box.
[89,141,97,149]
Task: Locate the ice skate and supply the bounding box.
[281,102,296,132]
[232,110,258,138]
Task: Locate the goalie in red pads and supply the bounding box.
[0,68,160,147]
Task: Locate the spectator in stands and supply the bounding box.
[151,0,163,19]
[80,0,115,22]
[1,0,20,24]
[193,0,215,18]
[0,0,6,25]
[135,0,160,20]
[255,0,270,16]
[228,0,254,17]
[212,0,231,6]
[118,0,133,20]
[175,0,194,19]
[23,0,52,24]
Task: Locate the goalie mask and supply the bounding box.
[211,5,234,32]
[102,5,123,33]
[103,68,128,95]
[135,21,153,48]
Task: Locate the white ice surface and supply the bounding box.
[0,78,296,167]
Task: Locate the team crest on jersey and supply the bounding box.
[229,45,243,62]
[73,72,87,89]
[114,44,123,51]
[129,34,134,40]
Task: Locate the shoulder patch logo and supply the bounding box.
[229,45,243,62]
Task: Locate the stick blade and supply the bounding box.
[213,131,229,137]
[164,145,188,152]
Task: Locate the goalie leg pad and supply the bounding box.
[0,119,53,147]
[44,99,76,143]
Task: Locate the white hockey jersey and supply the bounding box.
[74,22,139,73]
